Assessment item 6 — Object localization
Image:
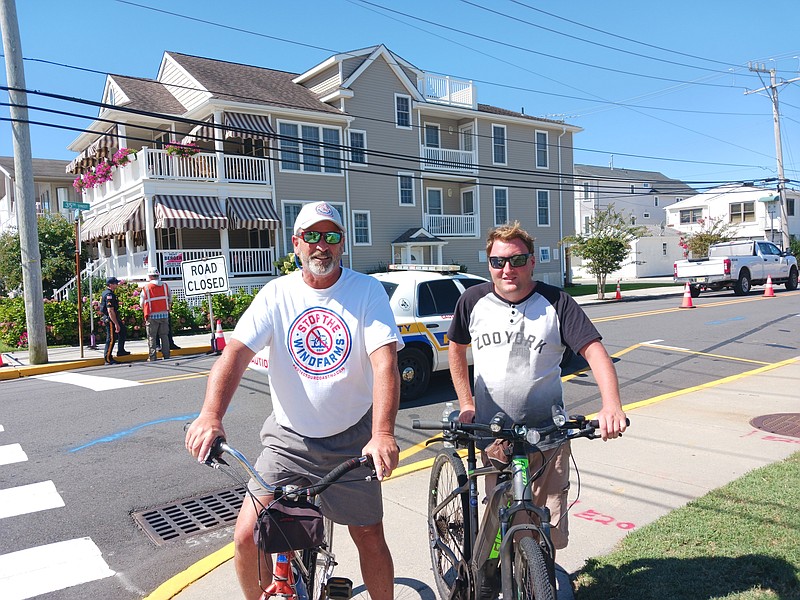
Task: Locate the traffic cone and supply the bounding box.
[214,320,227,352]
[615,280,622,300]
[764,275,775,297]
[679,283,695,309]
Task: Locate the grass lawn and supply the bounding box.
[0,342,15,353]
[565,282,681,297]
[573,451,800,599]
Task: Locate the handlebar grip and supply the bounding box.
[306,455,374,497]
[587,418,630,428]
[412,419,449,430]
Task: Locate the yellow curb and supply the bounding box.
[142,542,234,600]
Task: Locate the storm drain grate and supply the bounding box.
[750,413,800,439]
[133,485,246,546]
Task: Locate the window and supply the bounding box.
[680,208,703,224]
[642,182,650,189]
[643,212,650,218]
[349,130,367,164]
[535,130,549,168]
[417,280,461,317]
[583,215,591,233]
[278,121,342,174]
[630,185,635,194]
[427,189,443,215]
[352,210,371,245]
[729,201,755,224]
[395,94,411,128]
[242,138,267,158]
[56,187,69,212]
[630,216,636,225]
[675,197,683,202]
[654,197,659,207]
[539,247,551,262]
[462,189,475,215]
[787,198,795,217]
[459,125,474,152]
[537,190,550,226]
[424,124,440,148]
[492,124,506,164]
[494,187,508,225]
[398,173,415,206]
[662,243,668,256]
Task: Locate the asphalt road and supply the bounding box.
[1,289,797,599]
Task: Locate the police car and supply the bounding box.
[370,265,488,401]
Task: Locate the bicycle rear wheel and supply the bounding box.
[428,450,470,600]
[302,516,335,600]
[513,537,555,600]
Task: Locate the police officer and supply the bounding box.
[100,277,123,365]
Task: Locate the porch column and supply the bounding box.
[125,229,135,280]
[436,245,443,264]
[109,237,119,277]
[219,195,231,275]
[143,194,157,272]
[214,110,226,181]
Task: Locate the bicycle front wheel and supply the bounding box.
[513,537,555,600]
[428,450,470,600]
[302,516,335,600]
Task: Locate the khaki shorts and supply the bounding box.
[248,410,383,527]
[482,441,571,550]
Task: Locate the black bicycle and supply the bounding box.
[413,412,624,600]
[199,435,376,600]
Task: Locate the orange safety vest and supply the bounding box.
[141,281,170,319]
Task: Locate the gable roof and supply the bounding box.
[574,164,696,195]
[166,52,343,116]
[108,74,187,115]
[0,157,73,181]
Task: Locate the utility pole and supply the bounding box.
[0,0,47,363]
[745,61,800,251]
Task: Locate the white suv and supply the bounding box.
[370,265,488,401]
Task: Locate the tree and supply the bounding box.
[562,205,647,300]
[678,217,737,259]
[0,213,87,297]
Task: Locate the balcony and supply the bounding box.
[81,148,272,203]
[420,146,477,175]
[418,74,476,109]
[424,213,477,237]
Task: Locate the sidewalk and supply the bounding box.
[162,357,799,600]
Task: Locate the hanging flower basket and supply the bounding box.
[112,147,137,166]
[165,141,200,158]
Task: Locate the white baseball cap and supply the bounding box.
[147,266,160,276]
[293,202,345,235]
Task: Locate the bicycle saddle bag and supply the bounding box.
[254,498,324,553]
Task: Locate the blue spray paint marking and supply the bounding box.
[705,316,745,326]
[69,412,200,452]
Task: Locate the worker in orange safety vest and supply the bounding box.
[139,266,173,361]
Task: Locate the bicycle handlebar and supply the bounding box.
[203,435,375,498]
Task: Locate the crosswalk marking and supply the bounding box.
[0,481,65,520]
[0,444,27,466]
[32,371,143,391]
[0,537,115,600]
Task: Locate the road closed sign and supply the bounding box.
[181,256,230,297]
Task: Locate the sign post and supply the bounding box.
[180,256,230,354]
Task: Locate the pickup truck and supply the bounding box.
[674,240,798,297]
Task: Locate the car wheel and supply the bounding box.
[733,270,751,295]
[690,285,701,298]
[398,347,431,401]
[786,267,798,291]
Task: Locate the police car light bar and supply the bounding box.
[389,264,462,272]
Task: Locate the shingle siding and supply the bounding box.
[304,65,341,97]
[160,57,208,112]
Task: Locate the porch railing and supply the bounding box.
[420,146,477,174]
[155,248,276,278]
[144,149,271,184]
[424,214,477,237]
[418,74,475,108]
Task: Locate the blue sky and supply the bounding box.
[2,0,799,190]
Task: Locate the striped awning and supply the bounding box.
[103,199,145,237]
[227,197,280,230]
[181,112,274,145]
[80,210,117,242]
[66,126,119,174]
[153,195,227,229]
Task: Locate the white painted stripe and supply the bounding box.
[0,444,27,466]
[0,537,115,600]
[32,371,142,391]
[0,425,4,432]
[0,481,65,519]
[642,339,664,344]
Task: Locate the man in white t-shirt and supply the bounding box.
[186,202,402,600]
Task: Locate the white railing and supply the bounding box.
[420,146,477,174]
[424,214,477,237]
[172,282,270,306]
[146,150,218,181]
[53,258,107,301]
[225,155,271,183]
[229,248,275,275]
[155,249,223,278]
[418,74,475,108]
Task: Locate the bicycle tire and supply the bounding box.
[428,450,470,600]
[303,516,335,600]
[513,537,555,600]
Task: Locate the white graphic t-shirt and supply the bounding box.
[233,269,403,437]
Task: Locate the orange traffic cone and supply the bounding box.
[214,320,227,352]
[615,280,622,300]
[679,283,695,309]
[763,275,775,297]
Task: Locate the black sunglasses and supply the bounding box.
[488,253,530,269]
[300,231,343,244]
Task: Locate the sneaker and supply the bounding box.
[169,344,181,350]
[105,359,120,365]
[117,351,131,357]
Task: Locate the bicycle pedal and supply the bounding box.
[325,576,353,599]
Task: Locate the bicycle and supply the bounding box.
[412,412,624,600]
[198,435,377,600]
